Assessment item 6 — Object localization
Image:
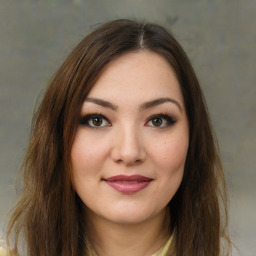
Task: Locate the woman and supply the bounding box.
[6,19,232,256]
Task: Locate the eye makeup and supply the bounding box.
[146,113,177,128]
[79,111,177,130]
[79,113,111,128]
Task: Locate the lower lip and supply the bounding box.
[105,180,151,194]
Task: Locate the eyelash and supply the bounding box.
[79,113,111,128]
[146,114,177,128]
[79,113,177,128]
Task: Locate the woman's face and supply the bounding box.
[71,51,189,225]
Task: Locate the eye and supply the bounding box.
[146,114,176,128]
[80,114,111,128]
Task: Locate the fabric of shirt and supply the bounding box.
[152,235,173,256]
[0,235,174,256]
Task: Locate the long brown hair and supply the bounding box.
[7,19,231,256]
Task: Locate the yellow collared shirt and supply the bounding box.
[152,235,174,256]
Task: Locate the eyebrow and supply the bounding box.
[140,97,182,112]
[85,97,118,111]
[84,97,182,112]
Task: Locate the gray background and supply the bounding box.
[0,0,255,255]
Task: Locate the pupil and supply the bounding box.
[152,118,162,126]
[93,117,102,126]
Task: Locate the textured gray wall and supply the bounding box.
[0,1,255,255]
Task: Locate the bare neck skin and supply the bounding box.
[85,207,170,256]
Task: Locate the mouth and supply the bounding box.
[103,175,153,194]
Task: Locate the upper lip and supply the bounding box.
[104,175,152,182]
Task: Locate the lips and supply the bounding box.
[103,175,152,194]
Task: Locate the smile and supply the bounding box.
[103,175,153,194]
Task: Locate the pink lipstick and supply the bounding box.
[104,175,152,194]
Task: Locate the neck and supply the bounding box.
[84,207,170,256]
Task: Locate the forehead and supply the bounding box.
[87,50,184,105]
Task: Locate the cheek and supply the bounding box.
[143,135,188,209]
[70,132,104,200]
[152,135,188,201]
[71,130,109,171]
[151,134,189,172]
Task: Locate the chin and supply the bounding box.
[106,213,150,225]
[101,206,164,226]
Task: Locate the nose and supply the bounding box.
[110,125,147,166]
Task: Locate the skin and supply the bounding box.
[71,50,189,256]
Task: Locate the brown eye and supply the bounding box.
[92,116,103,126]
[152,117,162,127]
[146,114,176,128]
[80,114,110,128]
